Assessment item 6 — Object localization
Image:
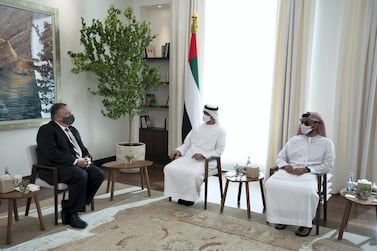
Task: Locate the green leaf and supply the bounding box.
[68,5,162,143]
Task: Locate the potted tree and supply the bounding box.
[67,5,161,170]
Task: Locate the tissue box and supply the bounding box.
[246,166,260,179]
[0,175,15,193]
[357,179,372,194]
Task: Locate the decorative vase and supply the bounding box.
[116,142,146,173]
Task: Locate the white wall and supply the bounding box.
[140,5,171,58]
[0,0,134,176]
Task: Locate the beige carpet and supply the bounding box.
[1,182,377,251]
[0,182,158,249]
[51,200,375,251]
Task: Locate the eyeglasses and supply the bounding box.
[301,121,319,126]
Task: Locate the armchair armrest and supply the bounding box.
[30,163,59,188]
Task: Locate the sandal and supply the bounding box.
[295,226,312,237]
[274,224,287,230]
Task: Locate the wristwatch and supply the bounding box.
[305,167,311,173]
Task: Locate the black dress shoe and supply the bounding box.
[178,199,195,206]
[274,224,287,230]
[295,226,312,237]
[68,213,88,229]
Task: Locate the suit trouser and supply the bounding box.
[59,164,104,213]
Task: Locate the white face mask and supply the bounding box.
[202,114,211,123]
[301,124,313,135]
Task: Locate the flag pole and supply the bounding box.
[182,10,202,141]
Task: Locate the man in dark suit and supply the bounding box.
[36,103,104,228]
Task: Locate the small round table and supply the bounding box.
[0,190,45,245]
[102,160,154,201]
[338,188,377,240]
[220,172,266,219]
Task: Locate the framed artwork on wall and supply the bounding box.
[0,0,60,130]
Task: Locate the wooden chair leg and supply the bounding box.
[204,160,209,210]
[54,191,59,225]
[204,178,208,209]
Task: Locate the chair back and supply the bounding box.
[26,145,38,165]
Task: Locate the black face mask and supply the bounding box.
[62,114,75,125]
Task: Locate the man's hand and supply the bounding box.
[293,167,310,176]
[192,153,205,160]
[77,158,90,169]
[281,165,295,174]
[170,150,182,160]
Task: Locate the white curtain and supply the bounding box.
[266,0,316,176]
[270,0,377,192]
[309,0,377,192]
[168,0,205,152]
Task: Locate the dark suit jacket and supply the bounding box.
[36,120,91,184]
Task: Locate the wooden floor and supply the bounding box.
[1,164,376,240]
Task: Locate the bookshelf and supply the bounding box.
[138,2,171,165]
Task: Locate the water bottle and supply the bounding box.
[347,172,354,193]
[246,157,251,167]
[4,166,10,176]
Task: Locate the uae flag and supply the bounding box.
[182,13,202,141]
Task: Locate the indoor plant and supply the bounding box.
[67,5,161,146]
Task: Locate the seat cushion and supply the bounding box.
[35,178,68,191]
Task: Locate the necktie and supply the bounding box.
[65,128,82,158]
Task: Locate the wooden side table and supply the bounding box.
[220,172,266,219]
[102,160,154,201]
[338,188,377,240]
[0,190,45,245]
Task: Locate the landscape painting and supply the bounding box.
[0,0,60,130]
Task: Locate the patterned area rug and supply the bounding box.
[51,199,374,251]
[2,182,377,251]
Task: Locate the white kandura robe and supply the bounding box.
[266,135,335,227]
[164,123,226,202]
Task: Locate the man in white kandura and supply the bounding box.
[164,104,226,206]
[265,112,335,237]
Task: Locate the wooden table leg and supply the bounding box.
[13,199,18,221]
[338,200,353,240]
[245,182,251,219]
[220,180,230,213]
[110,169,116,201]
[33,195,46,231]
[143,167,151,196]
[237,182,242,207]
[106,168,111,193]
[140,167,145,190]
[7,198,13,245]
[259,178,266,210]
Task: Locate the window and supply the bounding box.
[202,0,277,170]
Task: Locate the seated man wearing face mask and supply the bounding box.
[164,104,226,206]
[36,103,104,229]
[265,112,335,237]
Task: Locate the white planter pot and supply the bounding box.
[116,142,146,173]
